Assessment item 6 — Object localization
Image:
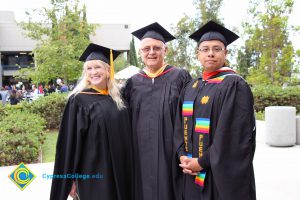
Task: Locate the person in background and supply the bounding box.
[50,43,133,200]
[31,85,39,101]
[56,79,69,93]
[9,89,20,105]
[38,84,44,94]
[122,22,191,200]
[60,81,69,93]
[48,84,56,93]
[173,20,256,200]
[0,87,9,105]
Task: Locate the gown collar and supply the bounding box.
[79,87,109,95]
[143,64,167,78]
[139,65,174,78]
[202,67,235,80]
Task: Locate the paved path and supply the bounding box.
[254,121,300,200]
[1,121,300,199]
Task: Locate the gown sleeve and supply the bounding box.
[50,96,89,200]
[121,78,132,105]
[198,78,256,199]
[172,82,190,200]
[173,92,187,159]
[182,69,192,86]
[171,69,192,160]
[173,76,193,160]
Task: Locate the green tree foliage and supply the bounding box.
[128,37,139,67]
[114,53,129,72]
[165,15,196,70]
[18,0,95,84]
[165,0,223,77]
[235,46,258,78]
[194,0,223,26]
[137,55,144,69]
[242,0,296,86]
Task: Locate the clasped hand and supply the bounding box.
[179,156,203,176]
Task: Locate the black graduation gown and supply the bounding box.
[122,65,191,200]
[173,71,256,200]
[50,88,133,200]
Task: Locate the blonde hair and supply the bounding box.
[69,60,125,110]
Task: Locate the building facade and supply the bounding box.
[0,11,131,87]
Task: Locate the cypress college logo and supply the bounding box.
[8,162,36,190]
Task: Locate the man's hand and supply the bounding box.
[179,157,203,175]
[179,155,189,165]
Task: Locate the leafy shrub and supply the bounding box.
[0,111,46,166]
[252,85,300,113]
[255,111,265,121]
[19,93,67,129]
[0,105,7,121]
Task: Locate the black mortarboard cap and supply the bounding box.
[189,20,239,46]
[79,43,121,64]
[131,22,175,43]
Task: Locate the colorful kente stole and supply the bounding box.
[206,75,227,84]
[182,101,194,152]
[182,73,231,191]
[182,78,209,191]
[194,118,210,187]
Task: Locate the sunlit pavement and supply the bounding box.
[254,120,300,200]
[0,120,300,200]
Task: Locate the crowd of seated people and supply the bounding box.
[0,80,72,105]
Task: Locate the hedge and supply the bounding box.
[0,93,67,166]
[252,85,300,113]
[0,110,46,166]
[19,92,68,129]
[0,105,7,120]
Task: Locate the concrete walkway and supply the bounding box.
[1,120,300,199]
[254,120,300,200]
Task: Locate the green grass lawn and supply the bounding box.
[42,130,58,163]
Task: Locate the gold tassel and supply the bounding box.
[110,49,114,80]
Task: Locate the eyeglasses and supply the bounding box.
[140,46,164,53]
[198,46,225,54]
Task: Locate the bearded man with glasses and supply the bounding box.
[122,22,191,200]
[173,20,256,200]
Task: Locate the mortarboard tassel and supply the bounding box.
[110,49,114,80]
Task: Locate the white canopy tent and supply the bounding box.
[115,65,140,80]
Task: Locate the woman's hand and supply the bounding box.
[69,181,77,198]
